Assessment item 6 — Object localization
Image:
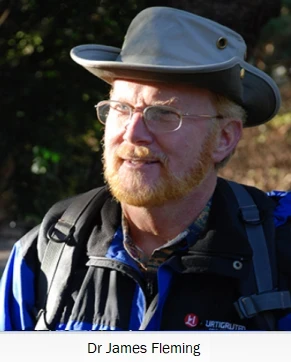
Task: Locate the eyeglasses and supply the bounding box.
[95,100,223,134]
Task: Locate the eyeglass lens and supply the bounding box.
[97,101,181,132]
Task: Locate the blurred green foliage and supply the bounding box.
[253,0,291,83]
[0,0,291,224]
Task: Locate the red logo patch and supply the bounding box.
[184,313,199,328]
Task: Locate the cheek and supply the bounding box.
[103,133,117,163]
[104,124,117,140]
[158,131,200,167]
[173,134,201,159]
[104,126,122,149]
[169,132,211,172]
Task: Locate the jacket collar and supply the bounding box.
[168,178,276,279]
[87,178,276,280]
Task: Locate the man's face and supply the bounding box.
[103,80,219,207]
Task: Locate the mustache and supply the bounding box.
[116,144,168,164]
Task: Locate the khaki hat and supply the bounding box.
[70,7,281,127]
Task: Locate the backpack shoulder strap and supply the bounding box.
[227,180,291,330]
[35,186,112,330]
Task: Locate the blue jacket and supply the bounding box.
[1,179,291,331]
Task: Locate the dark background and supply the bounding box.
[1,0,291,229]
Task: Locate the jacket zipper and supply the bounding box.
[145,273,157,303]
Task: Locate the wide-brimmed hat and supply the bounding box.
[70,7,281,127]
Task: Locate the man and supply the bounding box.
[0,7,291,331]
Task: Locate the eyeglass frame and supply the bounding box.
[94,100,223,133]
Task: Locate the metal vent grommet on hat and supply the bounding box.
[217,37,228,49]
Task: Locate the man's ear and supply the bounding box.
[212,118,243,163]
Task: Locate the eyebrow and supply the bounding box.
[152,97,179,106]
[109,89,179,107]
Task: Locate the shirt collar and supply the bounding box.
[121,198,212,271]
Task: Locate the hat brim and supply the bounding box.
[71,44,281,127]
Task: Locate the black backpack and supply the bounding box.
[32,180,291,330]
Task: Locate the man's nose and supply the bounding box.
[122,112,154,145]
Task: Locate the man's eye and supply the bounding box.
[113,103,128,111]
[150,108,178,122]
[158,109,172,115]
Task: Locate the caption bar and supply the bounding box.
[0,331,290,361]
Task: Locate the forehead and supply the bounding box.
[111,79,215,109]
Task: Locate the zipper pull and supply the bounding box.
[145,273,156,301]
[147,279,154,297]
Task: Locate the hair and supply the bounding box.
[212,94,247,169]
